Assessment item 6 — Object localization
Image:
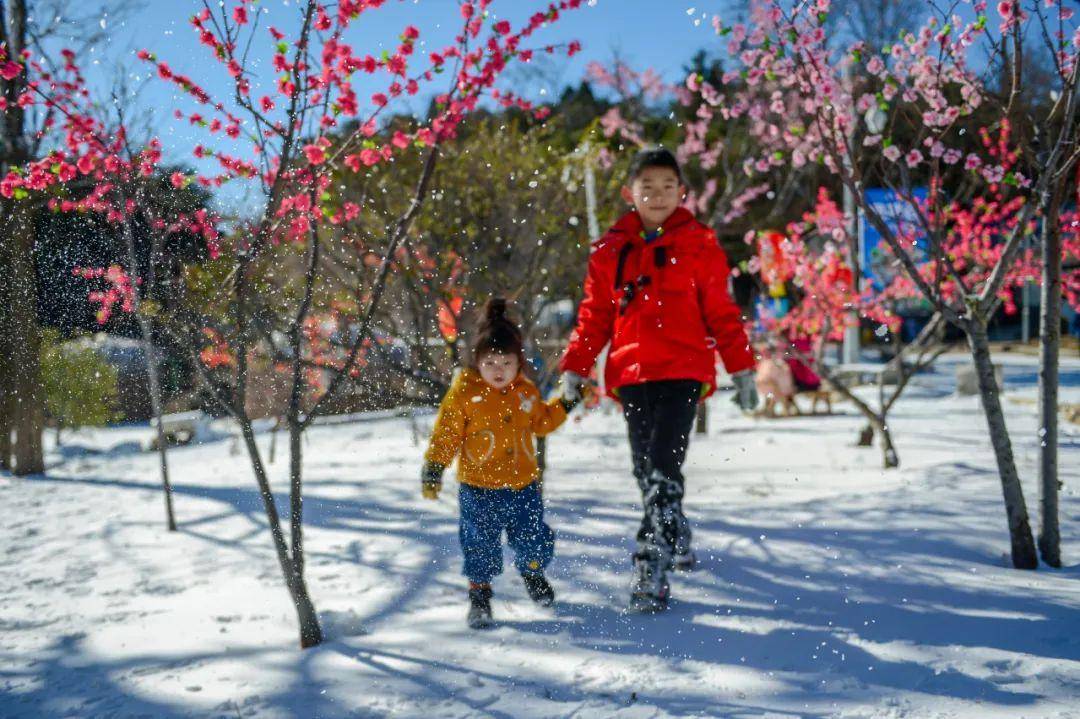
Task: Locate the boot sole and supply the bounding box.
[468,614,494,629]
[673,555,696,572]
[626,594,669,614]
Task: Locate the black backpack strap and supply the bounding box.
[613,241,634,291]
[653,246,666,268]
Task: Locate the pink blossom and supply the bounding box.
[0,61,21,80]
[982,164,1005,183]
[905,149,923,168]
[883,145,901,162]
[303,143,326,165]
[359,148,381,166]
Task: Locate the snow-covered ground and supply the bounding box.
[2,354,1080,718]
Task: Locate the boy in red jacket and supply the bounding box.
[560,148,757,613]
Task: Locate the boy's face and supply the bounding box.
[621,166,685,229]
[477,352,519,390]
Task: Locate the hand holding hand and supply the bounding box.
[560,371,587,404]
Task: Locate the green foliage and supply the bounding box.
[40,330,120,436]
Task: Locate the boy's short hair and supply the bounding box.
[627,147,684,185]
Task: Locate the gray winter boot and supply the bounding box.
[627,555,670,613]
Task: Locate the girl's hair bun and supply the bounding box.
[485,297,508,323]
[470,296,525,369]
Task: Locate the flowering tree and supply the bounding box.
[703,0,1080,569]
[330,115,586,400]
[0,29,197,532]
[4,0,581,647]
[587,54,822,256]
[0,0,141,475]
[753,189,954,468]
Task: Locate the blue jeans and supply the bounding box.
[458,481,555,584]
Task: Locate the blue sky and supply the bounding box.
[88,0,722,123]
[73,0,724,211]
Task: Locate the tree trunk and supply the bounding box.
[695,401,708,435]
[269,416,281,463]
[288,419,306,586]
[809,340,900,469]
[875,417,899,469]
[286,420,320,647]
[283,216,321,648]
[1037,205,1062,568]
[121,212,177,532]
[238,419,323,648]
[8,206,44,476]
[967,322,1038,569]
[0,239,13,471]
[2,1,42,476]
[141,320,178,532]
[291,569,323,649]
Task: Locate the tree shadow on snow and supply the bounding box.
[530,479,1075,709]
[322,641,811,719]
[22,454,1077,715]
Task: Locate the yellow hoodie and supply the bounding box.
[424,368,568,490]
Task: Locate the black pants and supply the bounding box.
[619,380,700,567]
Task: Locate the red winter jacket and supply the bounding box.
[560,207,754,396]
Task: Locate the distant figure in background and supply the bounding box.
[755,345,798,418]
[786,335,831,415]
[786,336,821,392]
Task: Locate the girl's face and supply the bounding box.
[477,352,519,390]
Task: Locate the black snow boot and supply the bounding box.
[521,573,555,607]
[673,548,697,572]
[627,555,670,614]
[467,585,494,629]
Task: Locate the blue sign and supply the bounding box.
[859,187,929,290]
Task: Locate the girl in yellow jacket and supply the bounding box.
[421,298,579,629]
